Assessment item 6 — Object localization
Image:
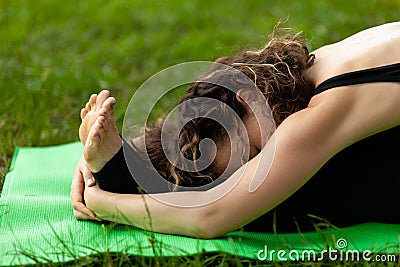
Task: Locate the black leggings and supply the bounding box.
[93,140,223,193]
[93,126,400,232]
[93,141,142,194]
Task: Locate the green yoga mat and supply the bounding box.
[0,142,399,265]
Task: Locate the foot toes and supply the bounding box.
[98,97,116,124]
[88,94,97,111]
[98,107,108,117]
[102,97,116,115]
[94,122,105,138]
[86,126,101,147]
[96,90,110,111]
[97,115,108,132]
[80,108,89,120]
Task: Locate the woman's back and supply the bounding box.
[300,22,400,147]
[245,22,400,232]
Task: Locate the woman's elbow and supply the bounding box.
[195,227,227,239]
[191,208,229,239]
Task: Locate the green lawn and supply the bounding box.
[1,0,399,265]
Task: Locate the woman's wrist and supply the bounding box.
[84,182,103,215]
[84,181,119,221]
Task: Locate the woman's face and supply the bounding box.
[212,112,264,177]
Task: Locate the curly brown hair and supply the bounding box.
[143,27,315,188]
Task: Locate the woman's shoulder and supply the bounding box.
[306,21,400,87]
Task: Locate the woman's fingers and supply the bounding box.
[70,156,100,220]
[79,157,97,187]
[74,210,91,220]
[81,159,94,183]
[72,202,102,221]
[85,177,96,187]
[74,210,102,221]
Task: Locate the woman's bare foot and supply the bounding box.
[79,90,111,144]
[84,97,122,173]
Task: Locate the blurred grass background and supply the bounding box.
[0,0,399,265]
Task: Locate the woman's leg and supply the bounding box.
[92,140,142,194]
[81,93,171,194]
[79,90,141,194]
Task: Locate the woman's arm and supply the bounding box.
[84,106,340,237]
[84,87,400,238]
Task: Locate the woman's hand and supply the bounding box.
[70,156,101,221]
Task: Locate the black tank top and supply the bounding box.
[246,62,400,232]
[314,62,400,94]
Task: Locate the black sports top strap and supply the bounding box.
[314,63,400,95]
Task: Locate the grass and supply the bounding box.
[0,0,399,265]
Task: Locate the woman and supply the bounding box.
[71,22,400,237]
